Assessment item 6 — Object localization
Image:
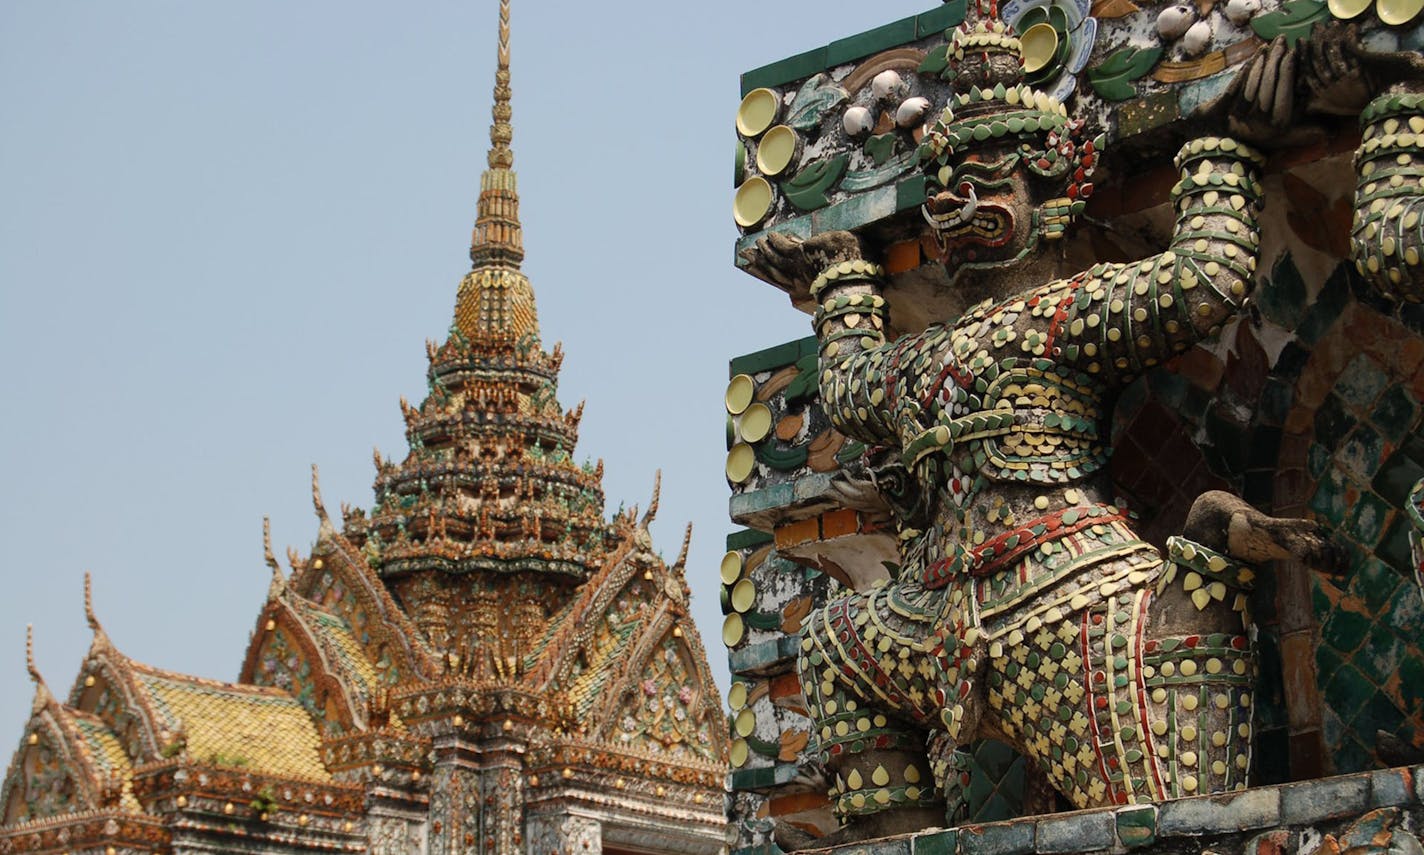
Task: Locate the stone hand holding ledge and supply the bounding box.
[739,230,867,307]
[1209,22,1424,146]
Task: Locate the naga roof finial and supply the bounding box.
[641,470,662,527]
[25,624,54,713]
[263,517,287,600]
[83,572,104,635]
[25,624,41,684]
[263,516,280,572]
[311,463,335,533]
[673,522,693,571]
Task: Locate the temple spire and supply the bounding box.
[467,0,524,268]
[452,0,537,344]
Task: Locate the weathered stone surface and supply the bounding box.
[1371,768,1414,808]
[836,837,913,855]
[957,820,1034,855]
[767,771,1424,854]
[1157,788,1280,835]
[1280,773,1370,824]
[1033,810,1114,853]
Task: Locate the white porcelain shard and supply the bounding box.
[843,105,874,137]
[871,70,904,100]
[1225,0,1261,26]
[1157,4,1196,39]
[896,97,932,128]
[1182,19,1212,55]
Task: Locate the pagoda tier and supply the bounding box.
[339,6,616,658]
[359,324,609,582]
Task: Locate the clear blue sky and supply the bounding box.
[0,2,922,740]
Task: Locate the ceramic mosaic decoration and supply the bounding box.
[728,0,1424,848]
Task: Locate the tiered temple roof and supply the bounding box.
[0,4,727,851]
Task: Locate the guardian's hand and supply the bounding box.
[739,230,864,299]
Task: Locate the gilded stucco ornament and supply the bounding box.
[742,4,1344,847]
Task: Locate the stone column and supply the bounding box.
[427,736,484,855]
[482,761,525,854]
[368,786,428,855]
[527,813,601,855]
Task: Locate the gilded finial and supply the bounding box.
[466,0,526,269]
[489,0,513,171]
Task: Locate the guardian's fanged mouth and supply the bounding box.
[923,188,1014,250]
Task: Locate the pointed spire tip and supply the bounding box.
[488,0,514,171]
[466,0,526,270]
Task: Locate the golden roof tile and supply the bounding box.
[129,664,330,782]
[69,712,139,812]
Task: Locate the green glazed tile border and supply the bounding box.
[897,175,929,211]
[912,829,957,855]
[729,761,801,791]
[919,0,968,36]
[732,482,799,518]
[812,184,899,233]
[826,16,918,67]
[730,336,818,376]
[726,528,774,551]
[741,46,828,97]
[738,175,924,252]
[731,473,838,519]
[728,635,803,675]
[1116,804,1157,848]
[739,0,967,96]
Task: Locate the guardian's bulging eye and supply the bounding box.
[934,154,1022,191]
[959,155,1023,181]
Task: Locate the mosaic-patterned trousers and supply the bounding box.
[799,518,1257,821]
